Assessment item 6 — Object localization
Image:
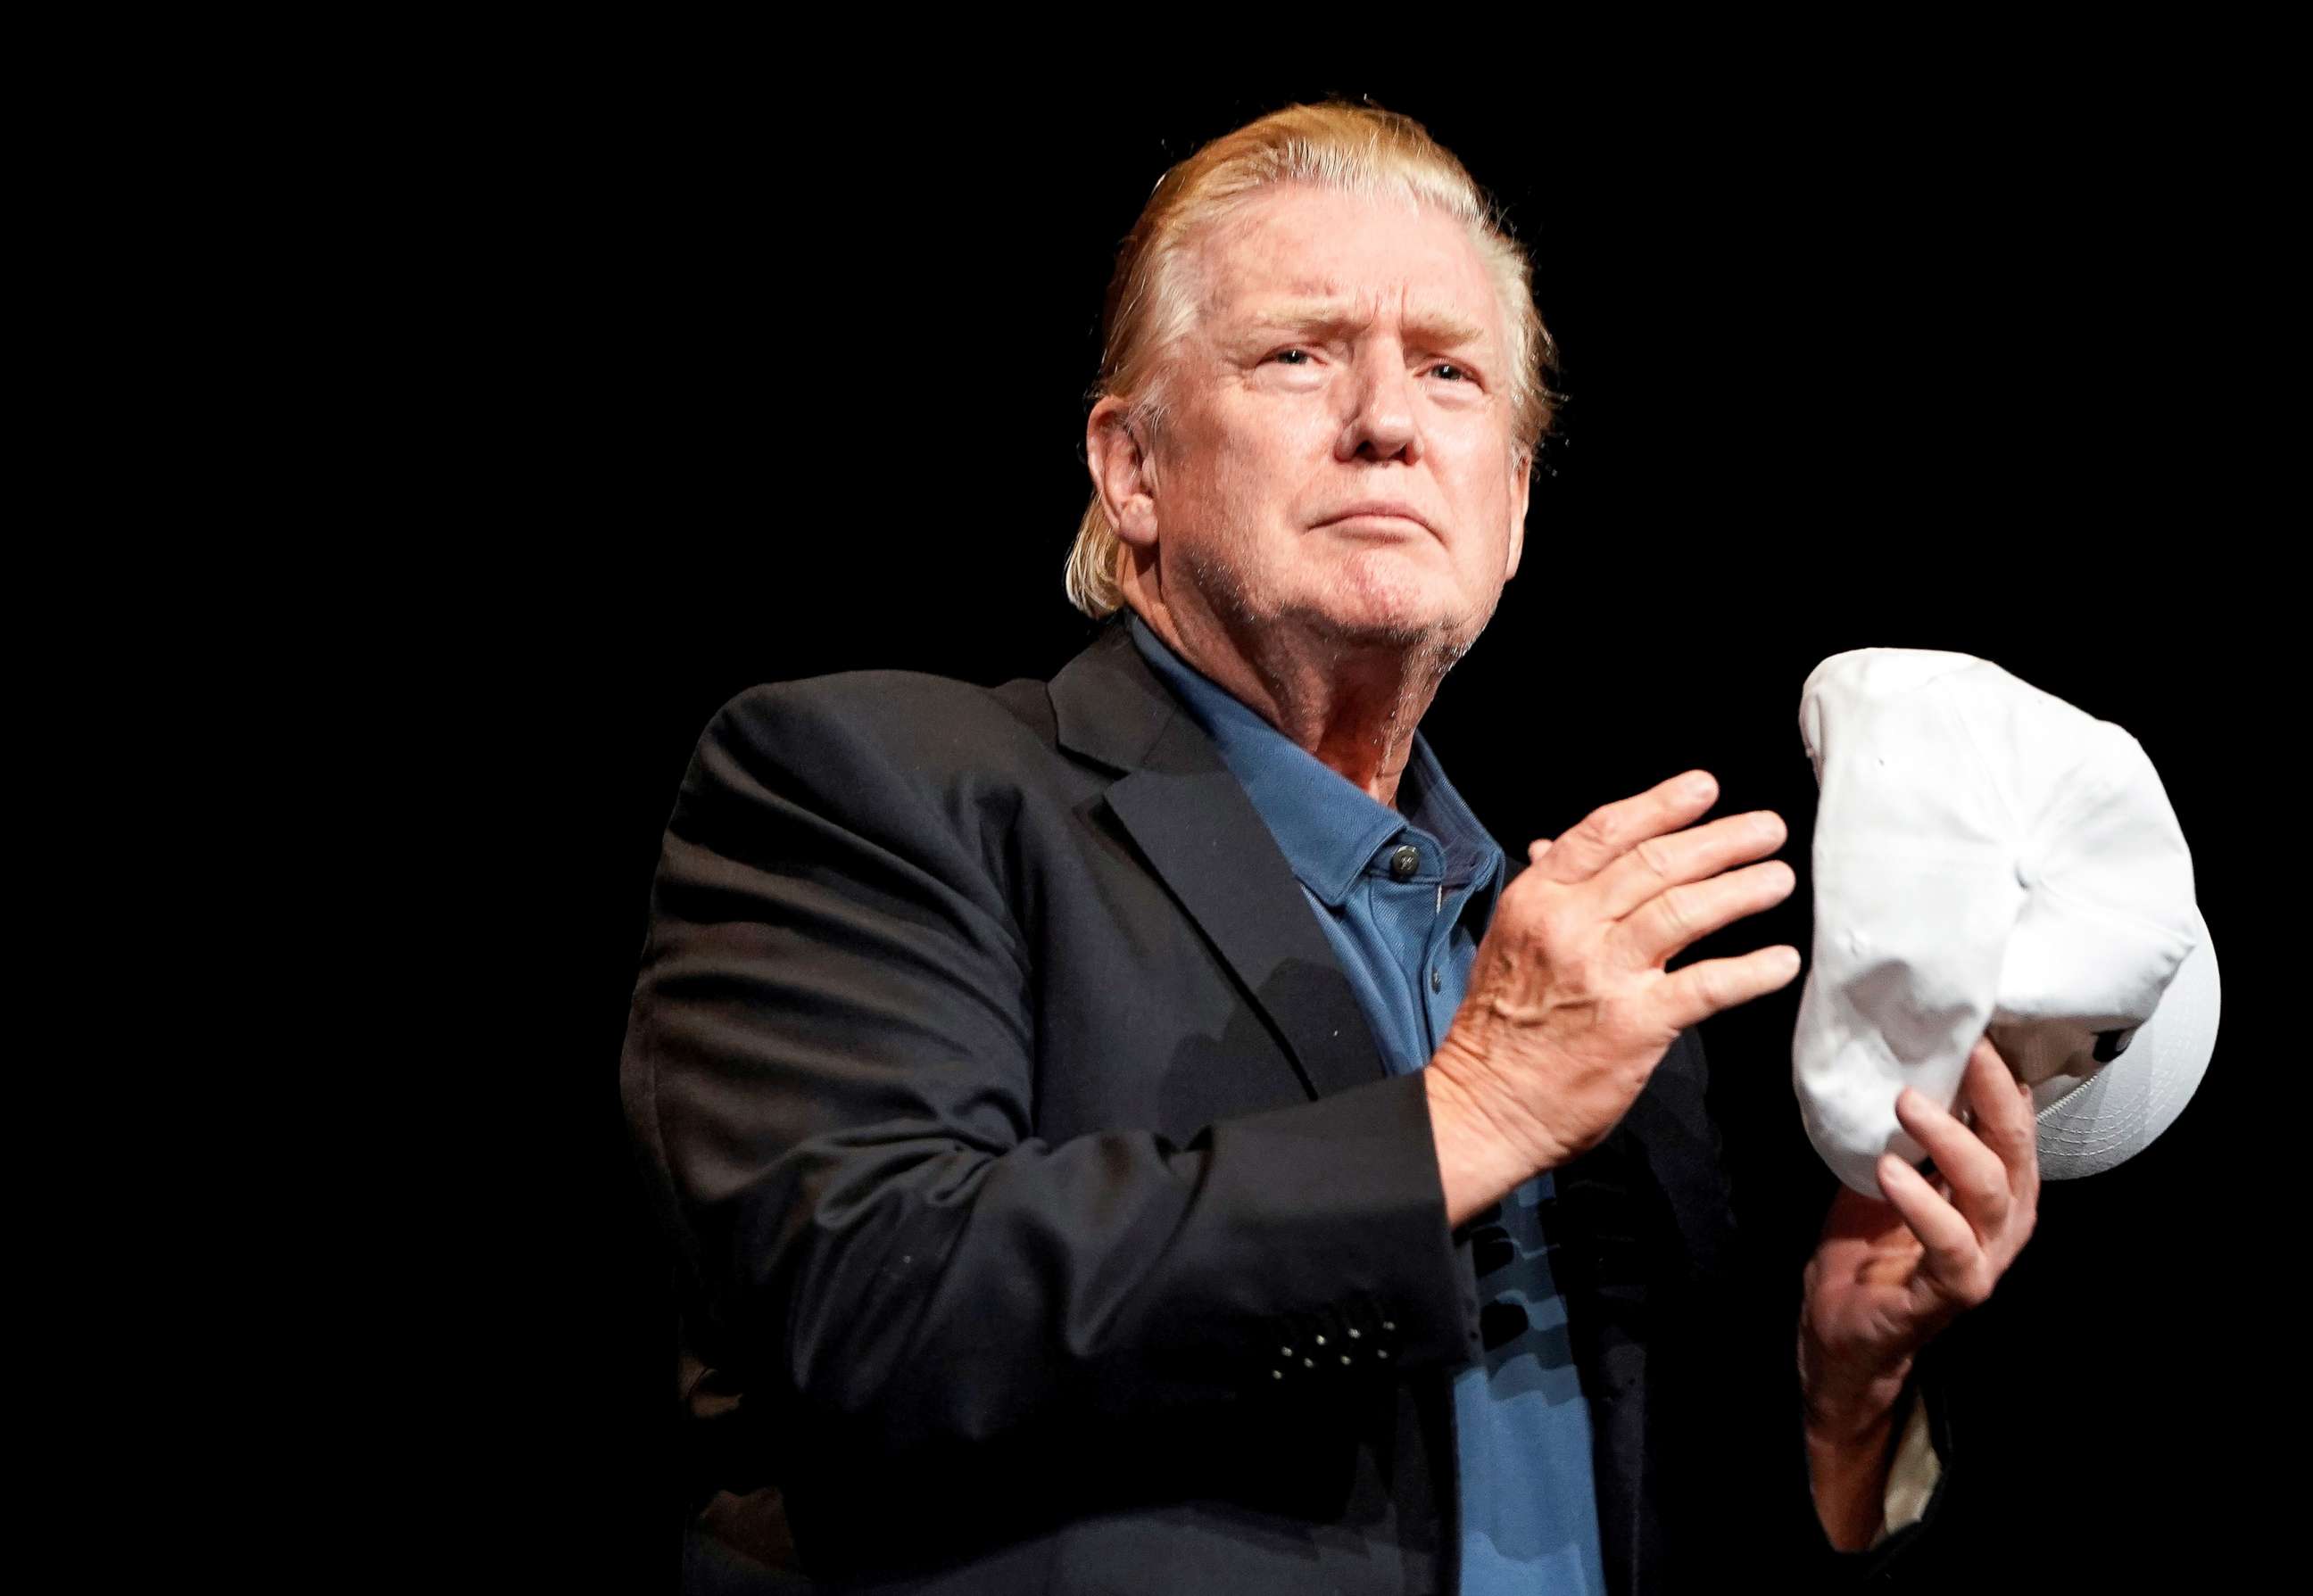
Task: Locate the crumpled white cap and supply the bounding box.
[1792,649,2220,1196]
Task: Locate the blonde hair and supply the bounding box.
[1065,101,1560,619]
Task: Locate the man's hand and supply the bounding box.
[1797,1035,2042,1548]
[1425,770,1800,1226]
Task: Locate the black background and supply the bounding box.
[482,76,2272,1592]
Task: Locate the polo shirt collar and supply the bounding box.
[1126,613,1505,909]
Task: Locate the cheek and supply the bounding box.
[1166,397,1351,558]
[1209,422,1313,519]
[1439,441,1515,541]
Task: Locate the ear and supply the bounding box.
[1505,449,1532,580]
[1086,395,1160,548]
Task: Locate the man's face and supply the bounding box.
[1140,184,1530,659]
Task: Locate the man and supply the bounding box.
[621,103,2038,1593]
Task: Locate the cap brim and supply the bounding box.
[2034,905,2220,1178]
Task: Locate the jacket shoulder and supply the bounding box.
[701,669,1057,790]
[668,673,1076,923]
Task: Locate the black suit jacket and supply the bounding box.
[621,617,1945,1593]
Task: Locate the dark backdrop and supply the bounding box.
[495,80,2265,1592]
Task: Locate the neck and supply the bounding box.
[1129,595,1452,809]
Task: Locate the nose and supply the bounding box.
[1335,343,1421,465]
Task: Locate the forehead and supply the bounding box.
[1190,184,1503,343]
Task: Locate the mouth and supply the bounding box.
[1317,505,1436,538]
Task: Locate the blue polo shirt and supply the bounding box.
[1129,615,1606,1596]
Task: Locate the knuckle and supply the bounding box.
[1630,835,1678,882]
[1596,922,1635,973]
[1654,882,1698,940]
[1569,817,1619,858]
[1680,963,1727,1013]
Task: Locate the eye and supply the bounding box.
[1429,361,1473,383]
[1269,348,1313,366]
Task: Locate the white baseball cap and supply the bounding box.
[1791,648,2221,1196]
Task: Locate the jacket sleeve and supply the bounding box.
[619,679,1482,1460]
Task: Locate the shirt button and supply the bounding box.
[1430,967,1443,993]
[1389,845,1421,881]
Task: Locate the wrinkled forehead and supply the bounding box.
[1182,184,1507,349]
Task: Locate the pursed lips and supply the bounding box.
[1314,502,1438,537]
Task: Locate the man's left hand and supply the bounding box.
[1796,1035,2041,1543]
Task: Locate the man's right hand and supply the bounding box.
[1424,770,1801,1226]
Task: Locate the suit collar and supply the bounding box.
[1049,616,1179,775]
[1050,616,1390,1101]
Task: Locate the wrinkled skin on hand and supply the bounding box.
[1425,771,1800,1224]
[1801,1035,2042,1418]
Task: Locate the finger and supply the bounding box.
[1527,838,1552,866]
[1592,808,1788,922]
[1961,1037,2040,1200]
[1612,858,1796,969]
[1876,1154,1996,1310]
[1894,1086,2011,1238]
[1536,771,1719,885]
[1654,943,1803,1032]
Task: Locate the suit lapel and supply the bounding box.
[1049,622,1389,1103]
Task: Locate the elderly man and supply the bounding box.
[622,103,2037,1594]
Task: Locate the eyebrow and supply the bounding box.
[1237,298,1490,351]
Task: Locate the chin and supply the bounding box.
[1314,560,1479,649]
